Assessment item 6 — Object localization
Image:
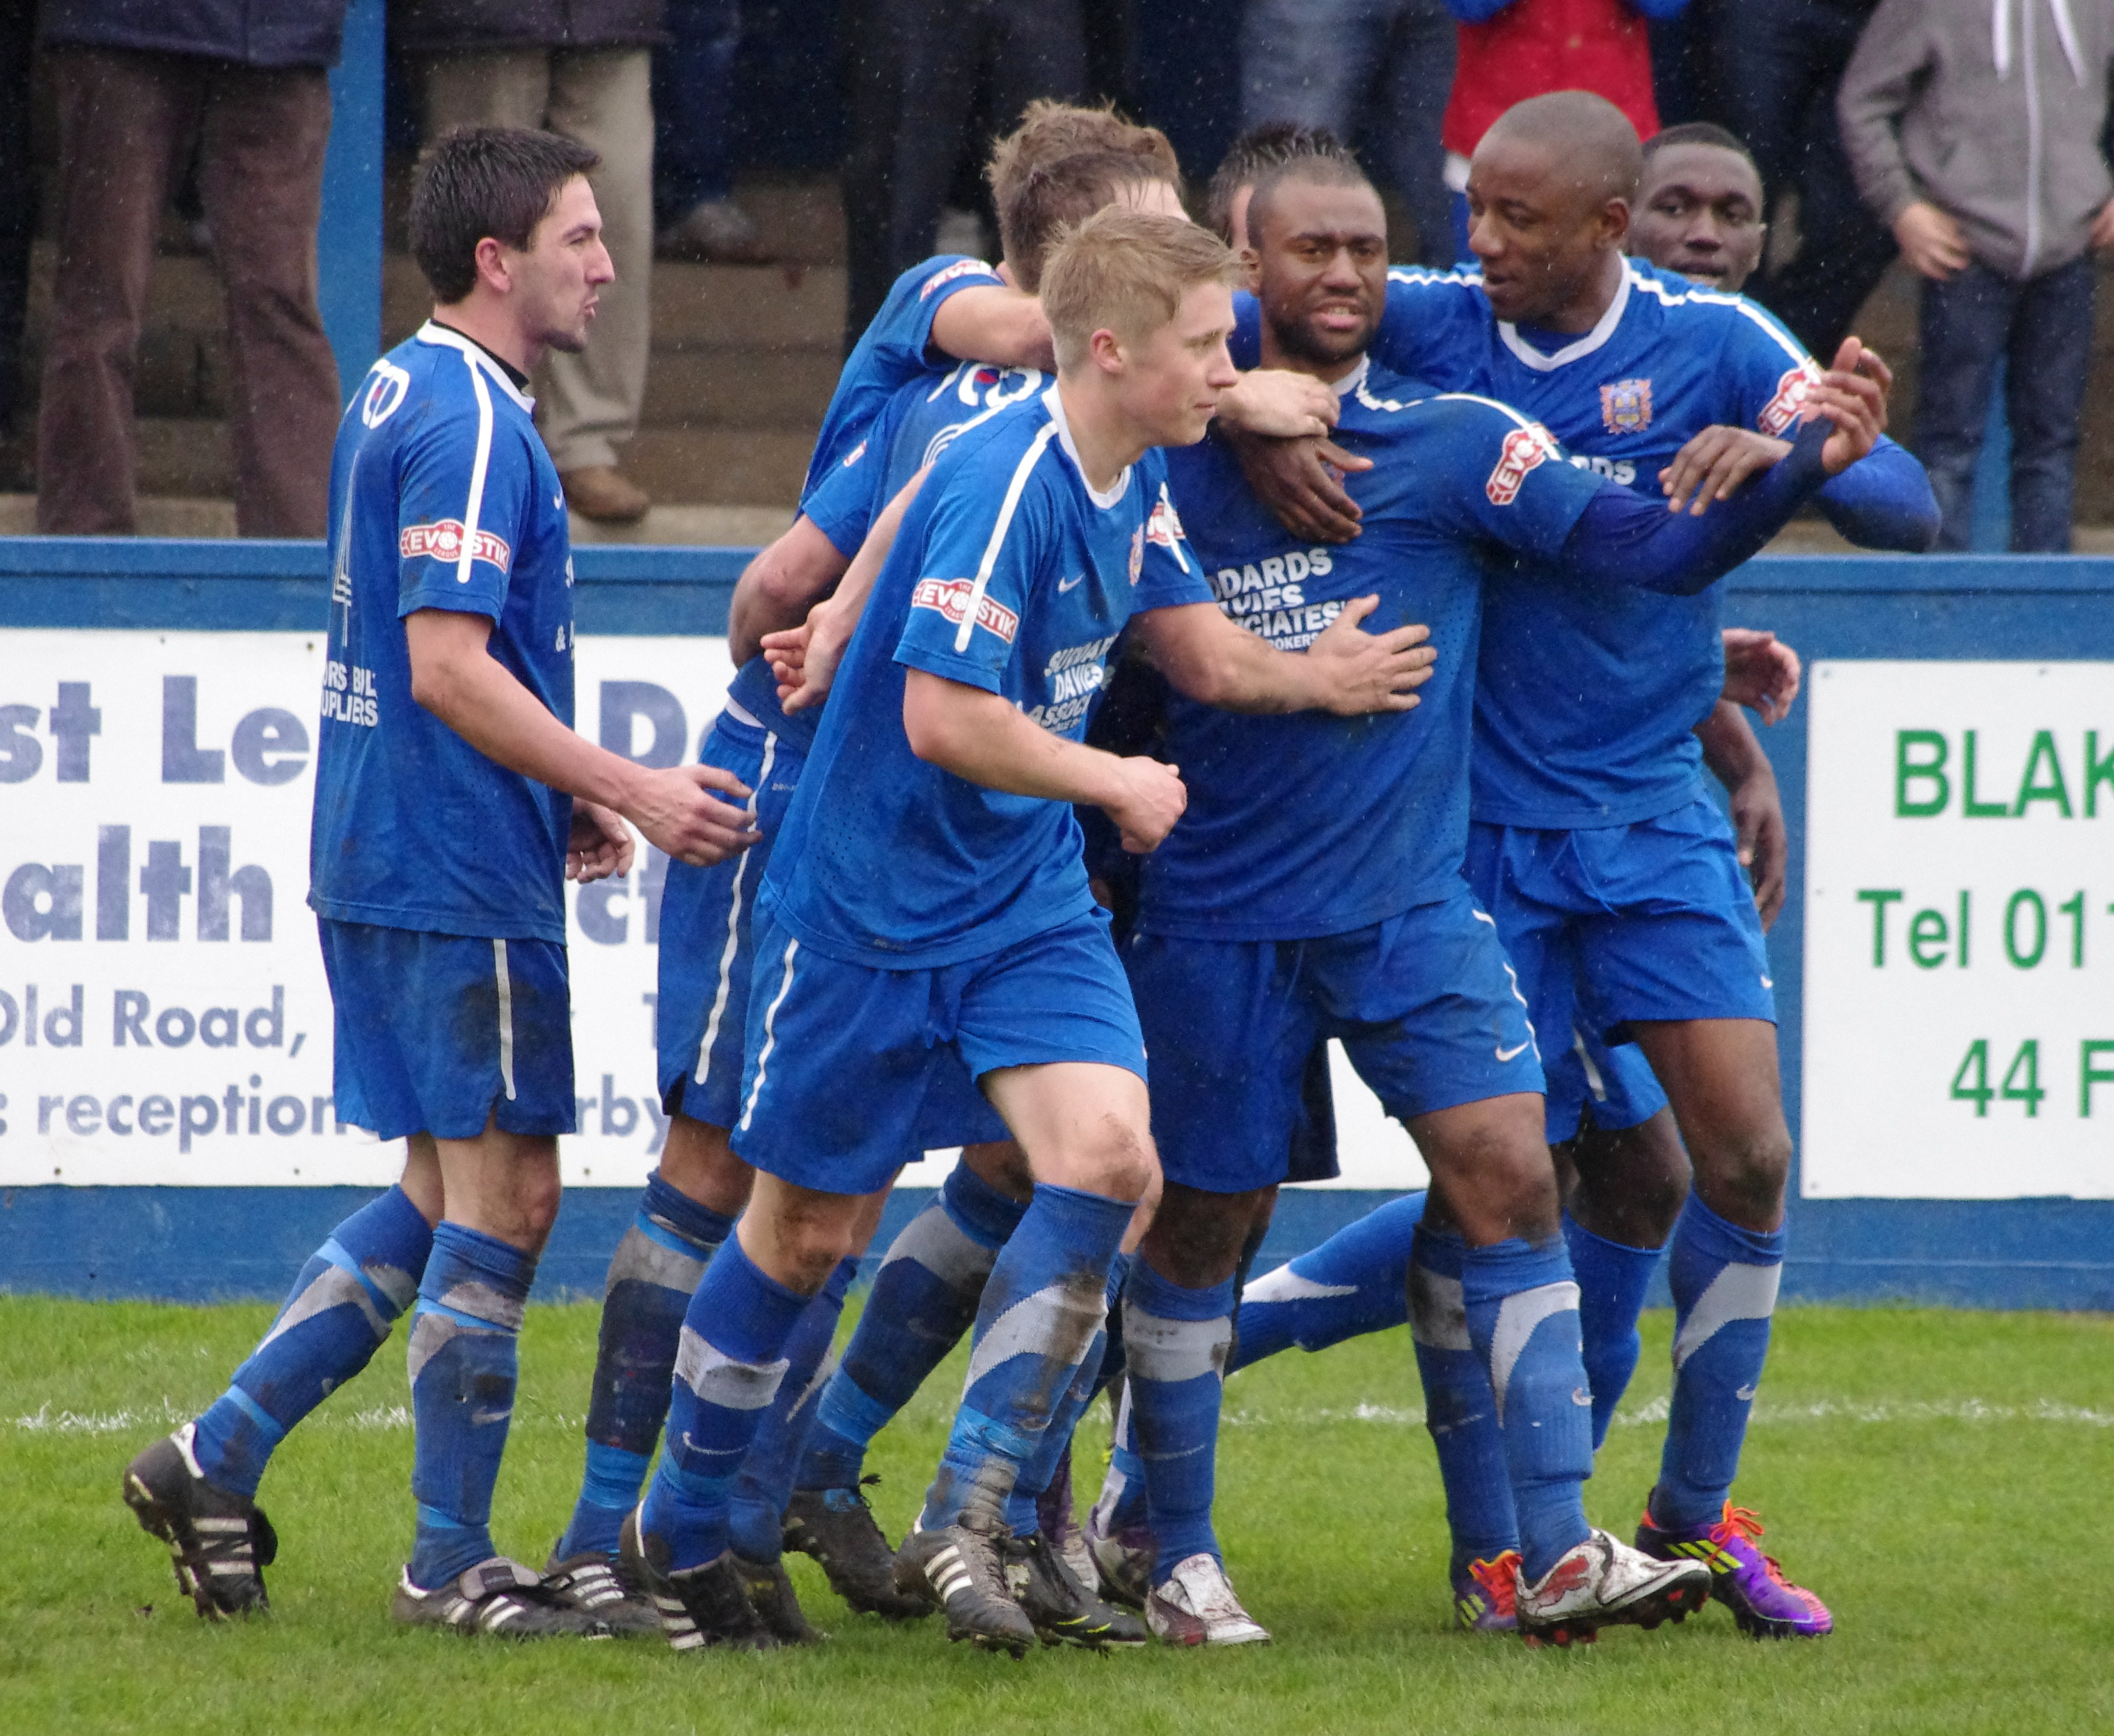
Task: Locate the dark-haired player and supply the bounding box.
[1221,93,1938,1640]
[121,126,757,1636]
[1103,147,1886,1648]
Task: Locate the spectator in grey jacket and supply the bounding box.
[1840,0,2114,551]
[36,0,348,536]
[396,1,667,523]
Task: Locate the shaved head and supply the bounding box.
[1478,90,1642,208]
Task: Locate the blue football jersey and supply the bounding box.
[1137,361,1602,941]
[1233,260,1856,828]
[723,360,1050,759]
[799,254,1008,505]
[310,322,576,942]
[765,384,1211,968]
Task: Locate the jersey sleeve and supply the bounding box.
[802,404,894,559]
[395,390,533,622]
[1132,468,1216,612]
[1426,397,1602,560]
[884,255,1007,370]
[1371,271,1488,389]
[892,452,1049,694]
[1719,294,1827,439]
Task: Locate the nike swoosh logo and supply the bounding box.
[1572,1387,1594,1407]
[1495,1041,1531,1062]
[1057,574,1085,592]
[1760,975,1774,988]
[1735,1384,1758,1401]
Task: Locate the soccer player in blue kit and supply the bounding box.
[539,139,1208,1646]
[1219,95,1938,1641]
[120,129,760,1634]
[1101,145,1890,1648]
[617,210,1439,1658]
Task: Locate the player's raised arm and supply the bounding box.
[929,281,1057,372]
[762,465,929,710]
[406,609,759,866]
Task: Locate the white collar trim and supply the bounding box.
[1496,264,1632,373]
[1330,356,1371,399]
[1043,384,1131,510]
[417,319,536,411]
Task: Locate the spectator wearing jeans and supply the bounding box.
[654,0,768,262]
[35,0,347,537]
[1840,0,2114,551]
[1715,0,1893,361]
[1439,1,1690,254]
[1239,0,1458,267]
[396,1,666,523]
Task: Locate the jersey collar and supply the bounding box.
[1495,263,1632,373]
[416,319,536,412]
[1330,356,1371,400]
[1042,383,1131,510]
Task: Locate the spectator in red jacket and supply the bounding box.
[1439,0,1690,254]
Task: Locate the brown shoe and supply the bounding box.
[562,465,651,523]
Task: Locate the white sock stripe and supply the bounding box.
[1121,1304,1231,1385]
[1488,1280,1581,1428]
[963,1277,1108,1391]
[1672,1260,1782,1372]
[492,939,516,1100]
[1240,1264,1357,1307]
[673,1323,791,1410]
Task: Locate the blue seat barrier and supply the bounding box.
[3,543,2113,1308]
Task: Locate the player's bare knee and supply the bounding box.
[1066,1113,1157,1203]
[1705,1123,1792,1221]
[964,1139,1035,1201]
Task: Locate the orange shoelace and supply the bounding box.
[1468,1550,1522,1617]
[1708,1503,1796,1588]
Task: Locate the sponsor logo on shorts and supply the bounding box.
[1495,1040,1532,1062]
[918,258,995,299]
[400,519,512,575]
[911,576,1019,643]
[1757,361,1822,436]
[1485,424,1558,505]
[1599,377,1653,434]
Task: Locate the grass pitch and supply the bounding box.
[3,1295,2108,1736]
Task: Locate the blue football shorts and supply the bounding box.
[1126,886,1545,1195]
[317,916,573,1141]
[731,904,1142,1197]
[656,706,805,1127]
[1536,966,1671,1145]
[1462,794,1776,1089]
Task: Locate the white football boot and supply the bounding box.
[1144,1552,1272,1647]
[1513,1527,1711,1648]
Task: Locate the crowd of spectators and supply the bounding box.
[0,0,2109,546]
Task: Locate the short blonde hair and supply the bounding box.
[986,100,1184,226]
[1041,209,1240,369]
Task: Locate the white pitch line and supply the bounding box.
[1221,1396,2114,1430]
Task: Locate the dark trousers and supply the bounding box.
[36,47,340,536]
[1717,0,1896,360]
[0,0,38,439]
[840,0,1087,351]
[1916,254,2095,554]
[654,0,741,217]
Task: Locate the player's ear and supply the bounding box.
[473,235,513,297]
[1089,326,1126,377]
[1598,196,1633,251]
[1240,246,1261,293]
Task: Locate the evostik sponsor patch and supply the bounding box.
[917,259,996,300]
[911,576,1020,643]
[1758,361,1822,436]
[1485,425,1559,505]
[399,520,512,574]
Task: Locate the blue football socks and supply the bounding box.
[1123,1260,1236,1583]
[405,1222,537,1589]
[1457,1232,1595,1584]
[1563,1210,1665,1451]
[1229,1190,1426,1372]
[190,1185,432,1498]
[922,1182,1130,1532]
[640,1236,810,1572]
[556,1174,736,1561]
[797,1162,1026,1492]
[1007,1252,1127,1536]
[1652,1195,1784,1531]
[727,1257,855,1562]
[1406,1224,1520,1575]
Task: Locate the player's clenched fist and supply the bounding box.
[1105,755,1188,854]
[624,762,761,866]
[1307,594,1435,715]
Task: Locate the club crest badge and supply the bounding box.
[1129,524,1145,585]
[1600,377,1653,434]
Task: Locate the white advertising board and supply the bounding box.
[0,627,1426,1192]
[1802,660,2114,1198]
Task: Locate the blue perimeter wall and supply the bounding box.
[4,538,2113,1311]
